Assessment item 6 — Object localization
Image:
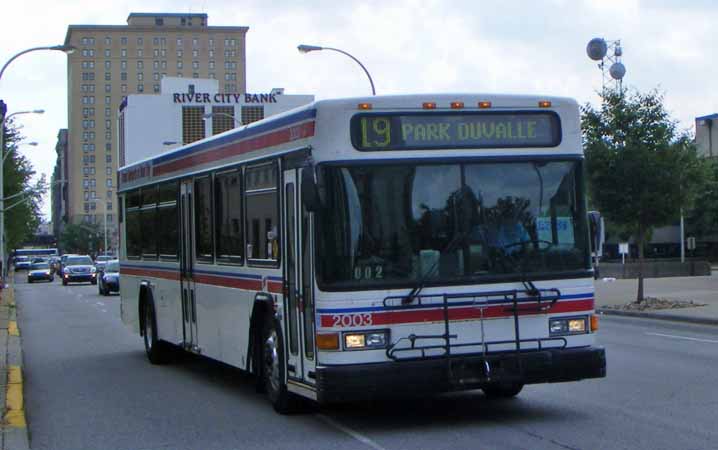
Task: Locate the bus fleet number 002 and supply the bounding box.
[331,313,373,327]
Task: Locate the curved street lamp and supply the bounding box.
[297,44,376,96]
[0,44,70,281]
[203,111,241,127]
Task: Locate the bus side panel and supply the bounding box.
[193,280,256,368]
[156,269,183,345]
[120,272,142,335]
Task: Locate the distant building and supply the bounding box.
[51,129,68,239]
[64,12,248,253]
[119,77,313,166]
[695,113,717,158]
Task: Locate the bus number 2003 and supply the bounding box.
[331,313,373,327]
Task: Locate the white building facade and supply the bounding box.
[119,77,313,166]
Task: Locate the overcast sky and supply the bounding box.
[1,0,716,219]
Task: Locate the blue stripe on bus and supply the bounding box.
[316,292,594,314]
[150,108,317,166]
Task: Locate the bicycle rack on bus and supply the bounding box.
[383,287,566,385]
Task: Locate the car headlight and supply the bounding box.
[63,268,70,274]
[91,267,97,273]
[549,317,588,336]
[343,330,390,350]
[45,271,51,275]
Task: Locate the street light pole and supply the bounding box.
[202,111,241,126]
[90,198,107,255]
[0,44,75,284]
[297,44,376,96]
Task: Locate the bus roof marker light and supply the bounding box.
[538,100,552,108]
[478,101,492,109]
[450,101,464,109]
[357,103,372,110]
[422,102,436,109]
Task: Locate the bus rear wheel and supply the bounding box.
[482,382,524,398]
[143,299,172,365]
[262,317,298,414]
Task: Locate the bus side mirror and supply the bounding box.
[301,168,321,212]
[588,211,604,258]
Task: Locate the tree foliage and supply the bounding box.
[686,158,718,241]
[59,222,103,255]
[2,118,45,252]
[582,89,706,302]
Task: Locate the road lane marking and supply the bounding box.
[96,301,105,306]
[646,332,718,344]
[316,414,387,450]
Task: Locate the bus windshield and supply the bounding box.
[317,160,589,289]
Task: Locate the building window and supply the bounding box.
[106,166,112,175]
[161,60,167,69]
[177,49,183,58]
[105,84,111,93]
[104,49,110,57]
[137,49,143,58]
[105,72,111,81]
[121,49,127,57]
[137,72,144,81]
[192,38,199,47]
[192,61,199,69]
[192,73,199,79]
[106,154,112,163]
[192,49,199,58]
[160,48,167,57]
[121,84,127,93]
[137,84,144,92]
[105,120,111,129]
[211,106,236,135]
[176,37,183,47]
[182,106,205,144]
[242,106,264,125]
[209,73,215,79]
[208,38,214,48]
[153,84,160,93]
[104,37,111,46]
[105,107,111,117]
[105,96,111,105]
[153,72,160,81]
[208,49,215,58]
[153,60,159,69]
[153,37,160,46]
[106,178,113,187]
[137,61,144,70]
[161,37,166,47]
[177,61,183,69]
[121,37,127,45]
[155,18,164,26]
[245,162,279,262]
[105,143,111,152]
[137,37,143,46]
[208,61,215,70]
[121,60,127,70]
[121,72,127,81]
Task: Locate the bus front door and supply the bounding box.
[283,168,316,388]
[180,180,199,352]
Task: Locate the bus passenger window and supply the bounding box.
[245,162,279,264]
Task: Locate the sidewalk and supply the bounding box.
[595,272,718,326]
[0,273,29,450]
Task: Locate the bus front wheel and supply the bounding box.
[262,317,298,414]
[482,382,524,398]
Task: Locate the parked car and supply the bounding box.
[14,256,31,271]
[27,261,54,283]
[61,255,97,286]
[94,255,114,272]
[98,259,120,295]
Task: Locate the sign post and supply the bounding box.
[619,242,629,265]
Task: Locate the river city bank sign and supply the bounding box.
[173,92,279,104]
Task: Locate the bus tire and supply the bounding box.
[261,317,297,414]
[142,298,172,365]
[482,382,524,398]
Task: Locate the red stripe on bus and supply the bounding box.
[153,121,315,176]
[318,299,595,327]
[267,281,283,294]
[192,273,262,290]
[121,267,180,280]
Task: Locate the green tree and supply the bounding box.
[582,89,705,303]
[2,118,45,252]
[59,222,103,255]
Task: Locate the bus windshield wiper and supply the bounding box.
[403,231,468,305]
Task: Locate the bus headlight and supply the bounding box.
[549,317,587,336]
[343,330,389,350]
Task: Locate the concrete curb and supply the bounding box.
[1,278,30,450]
[597,308,718,326]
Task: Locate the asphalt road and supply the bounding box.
[15,275,718,450]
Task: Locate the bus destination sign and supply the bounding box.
[350,112,561,151]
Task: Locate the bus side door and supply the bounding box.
[282,168,316,388]
[180,180,199,352]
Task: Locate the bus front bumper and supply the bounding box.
[315,346,605,404]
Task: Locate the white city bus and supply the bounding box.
[119,94,606,413]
